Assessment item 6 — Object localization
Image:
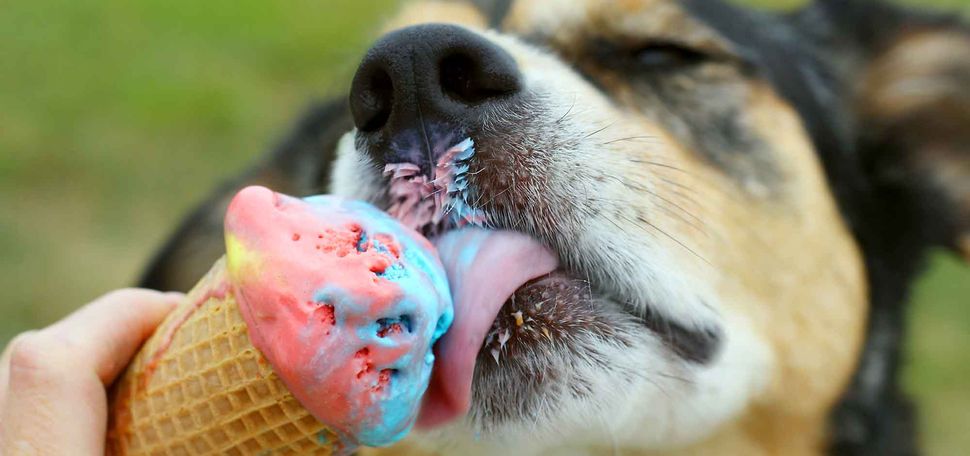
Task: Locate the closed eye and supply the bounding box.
[628,41,709,71]
[587,38,713,74]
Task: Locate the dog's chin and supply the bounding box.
[460,273,643,439]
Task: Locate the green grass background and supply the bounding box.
[0,0,966,453]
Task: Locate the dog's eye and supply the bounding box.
[629,42,707,70]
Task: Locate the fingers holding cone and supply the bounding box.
[0,289,180,455]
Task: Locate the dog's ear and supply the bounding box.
[139,100,353,291]
[831,0,970,261]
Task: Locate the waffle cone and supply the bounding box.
[107,257,342,455]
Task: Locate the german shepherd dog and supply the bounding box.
[140,1,970,454]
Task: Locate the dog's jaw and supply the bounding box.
[405,315,771,454]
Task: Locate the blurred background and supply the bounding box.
[0,0,966,452]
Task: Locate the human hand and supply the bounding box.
[0,289,182,455]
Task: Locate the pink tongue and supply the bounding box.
[417,228,559,428]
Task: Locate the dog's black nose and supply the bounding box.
[349,24,521,135]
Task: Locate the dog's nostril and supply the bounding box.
[353,68,394,132]
[440,54,473,102]
[440,52,519,105]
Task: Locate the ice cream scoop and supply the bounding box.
[226,186,453,446]
[108,186,453,454]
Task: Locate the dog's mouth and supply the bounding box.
[418,228,576,429]
[374,135,603,430]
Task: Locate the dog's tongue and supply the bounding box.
[416,228,559,428]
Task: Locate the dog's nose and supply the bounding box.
[349,24,521,135]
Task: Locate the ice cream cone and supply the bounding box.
[107,258,343,455]
[108,187,454,455]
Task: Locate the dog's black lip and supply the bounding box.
[541,230,724,365]
[575,265,723,365]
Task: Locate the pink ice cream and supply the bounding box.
[223,186,453,449]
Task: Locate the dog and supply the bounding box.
[139,1,970,454]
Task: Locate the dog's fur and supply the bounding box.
[140,1,970,454]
